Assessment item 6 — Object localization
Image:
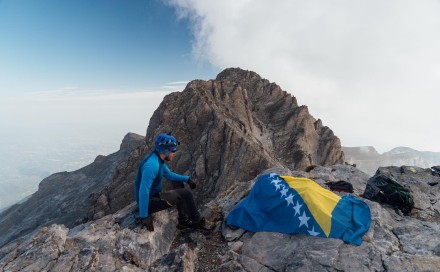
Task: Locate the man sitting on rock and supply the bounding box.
[134,133,211,231]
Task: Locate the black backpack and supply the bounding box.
[325,180,354,193]
[363,174,414,215]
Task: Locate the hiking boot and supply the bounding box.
[176,218,193,230]
[177,217,214,231]
[191,217,214,231]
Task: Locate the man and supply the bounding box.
[134,133,210,231]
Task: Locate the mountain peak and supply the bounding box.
[215,67,263,82]
[88,67,344,218]
[386,146,417,154]
[2,68,440,271]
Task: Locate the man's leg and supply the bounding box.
[170,182,187,223]
[171,182,184,189]
[148,194,173,215]
[159,188,201,224]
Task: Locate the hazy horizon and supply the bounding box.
[1,0,439,209]
[0,88,173,210]
[1,85,439,211]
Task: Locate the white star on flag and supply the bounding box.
[269,173,277,178]
[298,211,310,228]
[308,226,320,236]
[280,187,289,197]
[274,183,283,191]
[285,194,294,206]
[293,201,302,215]
[271,178,282,186]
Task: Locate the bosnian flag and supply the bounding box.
[226,173,371,245]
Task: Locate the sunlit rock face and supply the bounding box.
[2,165,439,271]
[88,67,344,218]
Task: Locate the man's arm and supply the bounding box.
[163,164,190,183]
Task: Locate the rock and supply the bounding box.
[374,166,440,221]
[1,165,440,271]
[150,243,197,272]
[0,204,177,271]
[2,68,440,271]
[212,166,440,272]
[88,68,344,219]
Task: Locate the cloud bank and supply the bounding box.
[166,0,440,152]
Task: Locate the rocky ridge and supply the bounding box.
[87,68,344,220]
[1,165,439,271]
[3,68,439,271]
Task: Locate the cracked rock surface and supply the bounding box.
[1,68,439,271]
[1,165,439,271]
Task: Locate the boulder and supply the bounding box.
[1,165,439,271]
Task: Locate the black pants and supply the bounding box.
[148,187,201,224]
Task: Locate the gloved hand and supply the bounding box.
[188,179,196,189]
[141,216,154,231]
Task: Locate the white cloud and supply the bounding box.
[166,0,440,152]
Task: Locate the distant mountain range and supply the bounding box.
[343,146,440,175]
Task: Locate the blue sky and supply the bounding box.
[1,0,440,209]
[0,0,217,94]
[1,0,440,154]
[0,0,221,209]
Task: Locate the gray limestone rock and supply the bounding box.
[1,166,440,271]
[0,203,177,271]
[2,68,439,271]
[88,68,344,219]
[373,166,440,221]
[214,166,440,272]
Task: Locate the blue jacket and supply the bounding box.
[134,151,190,218]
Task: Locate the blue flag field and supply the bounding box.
[226,173,371,245]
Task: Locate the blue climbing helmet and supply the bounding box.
[155,133,179,155]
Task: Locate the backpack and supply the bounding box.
[325,180,354,193]
[363,174,414,215]
[432,166,440,177]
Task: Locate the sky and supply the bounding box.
[1,0,440,161]
[165,0,440,153]
[0,0,217,157]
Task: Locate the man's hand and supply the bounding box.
[141,216,154,231]
[188,179,196,189]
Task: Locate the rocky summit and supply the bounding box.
[1,165,439,271]
[88,67,344,219]
[2,68,439,271]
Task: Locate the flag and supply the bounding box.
[226,173,371,245]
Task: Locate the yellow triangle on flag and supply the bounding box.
[281,176,341,237]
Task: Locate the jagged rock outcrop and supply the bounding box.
[373,165,440,221]
[2,165,439,271]
[88,68,344,219]
[0,67,347,270]
[0,204,177,271]
[0,133,144,248]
